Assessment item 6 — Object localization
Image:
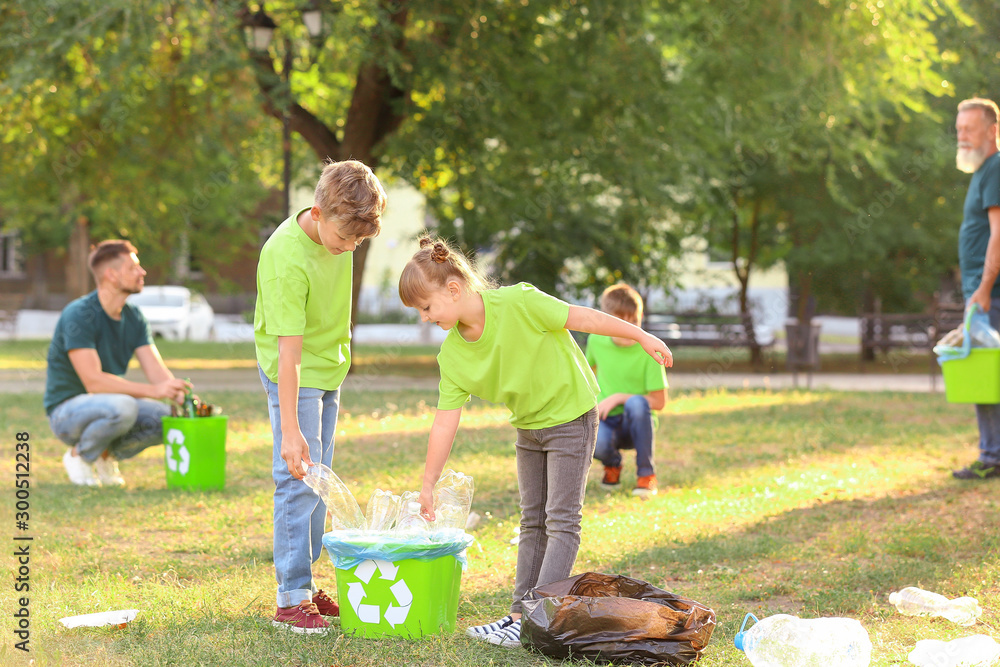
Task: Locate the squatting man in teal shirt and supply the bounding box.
[44,240,192,487]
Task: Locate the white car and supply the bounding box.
[127,286,215,341]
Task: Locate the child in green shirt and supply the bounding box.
[586,284,668,497]
[398,238,672,648]
[254,160,386,634]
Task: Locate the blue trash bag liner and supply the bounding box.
[323,528,474,570]
[936,304,1000,364]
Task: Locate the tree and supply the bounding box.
[0,1,273,295]
[2,0,696,312]
[660,0,970,333]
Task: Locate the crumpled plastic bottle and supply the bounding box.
[889,587,982,626]
[433,470,474,530]
[969,311,1000,348]
[365,489,400,532]
[303,463,365,531]
[908,635,1000,667]
[734,613,872,667]
[395,501,430,533]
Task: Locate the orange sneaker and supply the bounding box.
[601,465,622,490]
[272,601,330,634]
[312,589,339,617]
[632,475,657,497]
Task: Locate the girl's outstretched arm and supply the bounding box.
[419,407,463,520]
[566,305,673,367]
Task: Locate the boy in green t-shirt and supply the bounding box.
[585,284,668,497]
[254,160,386,634]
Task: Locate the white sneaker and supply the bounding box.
[94,457,125,486]
[486,619,522,648]
[63,450,101,487]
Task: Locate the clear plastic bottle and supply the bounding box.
[908,635,1000,667]
[394,501,429,533]
[734,613,873,667]
[365,489,400,532]
[432,503,465,531]
[889,587,982,626]
[303,463,365,531]
[433,470,474,529]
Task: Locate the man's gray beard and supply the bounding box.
[957,146,985,174]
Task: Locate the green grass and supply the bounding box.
[1,386,998,666]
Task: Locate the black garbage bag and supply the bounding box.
[520,572,716,665]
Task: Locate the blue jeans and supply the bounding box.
[593,395,656,477]
[48,393,171,463]
[258,366,339,608]
[976,302,1000,466]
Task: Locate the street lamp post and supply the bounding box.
[242,3,325,220]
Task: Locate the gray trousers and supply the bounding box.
[511,407,598,614]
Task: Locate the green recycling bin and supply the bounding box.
[323,532,470,639]
[162,416,228,490]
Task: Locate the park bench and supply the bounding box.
[643,311,775,354]
[858,303,965,389]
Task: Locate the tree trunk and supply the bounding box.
[66,215,91,299]
[732,198,763,369]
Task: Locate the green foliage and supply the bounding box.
[1,0,997,316]
[0,0,272,276]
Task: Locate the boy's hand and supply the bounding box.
[641,333,673,368]
[281,430,313,480]
[598,394,626,421]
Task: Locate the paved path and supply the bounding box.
[0,367,942,394]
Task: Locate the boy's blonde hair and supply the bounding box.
[599,283,643,322]
[398,237,492,307]
[313,159,387,238]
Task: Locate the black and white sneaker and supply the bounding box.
[487,619,522,648]
[465,615,513,641]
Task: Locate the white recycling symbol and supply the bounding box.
[347,559,412,627]
[165,428,191,476]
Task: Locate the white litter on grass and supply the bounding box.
[59,609,139,629]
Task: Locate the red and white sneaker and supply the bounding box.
[312,589,340,617]
[632,474,658,497]
[272,601,330,634]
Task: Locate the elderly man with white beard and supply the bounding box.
[953,97,1000,480]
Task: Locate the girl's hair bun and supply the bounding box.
[418,237,434,249]
[430,242,449,264]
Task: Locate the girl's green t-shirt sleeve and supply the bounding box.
[518,283,570,331]
[261,276,309,336]
[437,372,471,411]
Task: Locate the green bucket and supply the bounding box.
[942,348,1000,404]
[161,416,228,490]
[330,538,463,639]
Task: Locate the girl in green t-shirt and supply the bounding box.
[398,237,672,648]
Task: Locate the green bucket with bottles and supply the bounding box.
[161,415,228,490]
